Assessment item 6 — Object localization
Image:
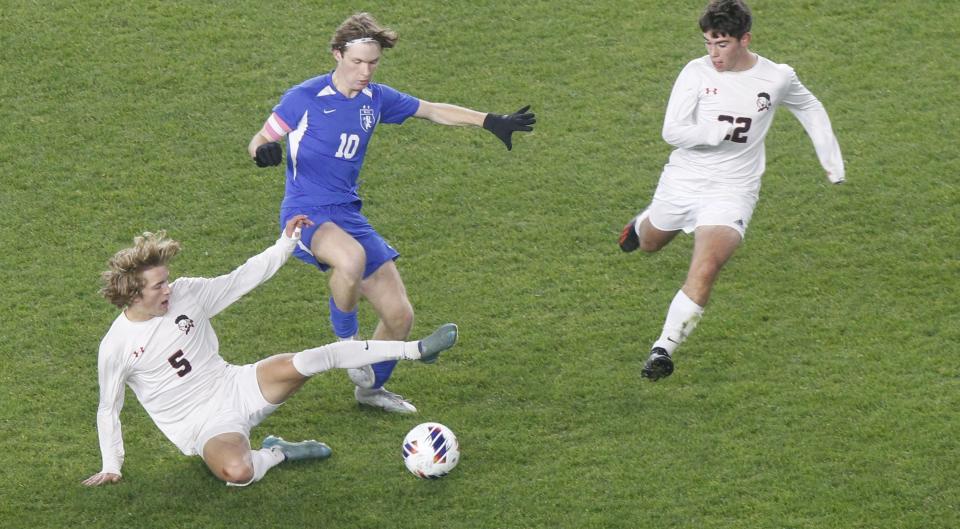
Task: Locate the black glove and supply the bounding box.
[482,105,535,151]
[254,142,283,167]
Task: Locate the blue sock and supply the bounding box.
[371,360,398,389]
[328,297,359,339]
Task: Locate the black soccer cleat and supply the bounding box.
[619,217,640,252]
[641,347,674,381]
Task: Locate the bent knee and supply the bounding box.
[389,304,415,334]
[639,240,664,253]
[217,460,255,485]
[335,254,367,280]
[382,302,414,337]
[314,240,367,278]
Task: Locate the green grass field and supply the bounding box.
[2,1,958,527]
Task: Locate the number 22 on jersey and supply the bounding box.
[718,115,752,143]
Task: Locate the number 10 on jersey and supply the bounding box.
[335,133,360,159]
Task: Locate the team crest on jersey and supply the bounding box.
[359,105,375,132]
[756,92,771,112]
[175,315,195,335]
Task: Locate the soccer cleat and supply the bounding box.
[347,365,376,389]
[641,347,674,381]
[262,435,332,461]
[340,335,377,389]
[355,387,417,414]
[619,216,641,252]
[418,323,459,364]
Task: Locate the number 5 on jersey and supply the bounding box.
[335,133,360,159]
[167,350,192,377]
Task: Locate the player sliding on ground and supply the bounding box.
[619,0,844,381]
[83,215,458,487]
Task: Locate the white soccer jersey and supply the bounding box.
[661,54,844,195]
[94,235,296,475]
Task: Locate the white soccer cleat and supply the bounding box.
[355,386,417,414]
[347,365,376,389]
[340,334,376,389]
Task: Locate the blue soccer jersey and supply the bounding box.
[263,73,420,209]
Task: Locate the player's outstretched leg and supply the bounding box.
[262,435,332,461]
[354,324,458,414]
[641,347,674,381]
[417,323,458,364]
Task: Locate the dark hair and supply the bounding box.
[330,12,399,52]
[699,0,753,39]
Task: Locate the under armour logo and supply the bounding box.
[705,88,718,95]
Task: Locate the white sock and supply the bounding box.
[633,209,650,236]
[226,447,285,487]
[291,340,420,377]
[653,289,704,355]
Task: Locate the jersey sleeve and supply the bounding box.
[259,112,293,142]
[179,234,299,318]
[378,84,420,124]
[661,62,734,149]
[95,337,129,475]
[269,87,310,139]
[780,68,845,183]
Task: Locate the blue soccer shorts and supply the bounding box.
[280,202,399,279]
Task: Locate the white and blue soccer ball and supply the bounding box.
[402,422,460,479]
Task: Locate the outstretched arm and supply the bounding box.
[413,100,486,126]
[414,100,535,150]
[187,215,313,317]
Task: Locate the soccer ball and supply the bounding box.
[401,422,460,479]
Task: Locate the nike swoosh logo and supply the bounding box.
[323,109,336,114]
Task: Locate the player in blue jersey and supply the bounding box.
[247,13,535,413]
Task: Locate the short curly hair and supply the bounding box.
[699,0,753,39]
[99,231,180,308]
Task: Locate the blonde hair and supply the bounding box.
[330,12,398,52]
[99,231,181,308]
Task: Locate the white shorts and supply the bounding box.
[650,165,759,238]
[193,362,280,457]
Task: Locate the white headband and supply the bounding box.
[344,37,377,47]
